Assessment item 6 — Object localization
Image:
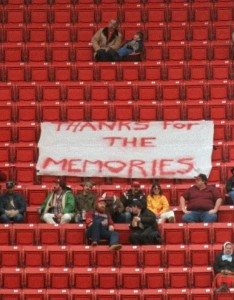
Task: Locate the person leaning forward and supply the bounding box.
[91,19,122,62]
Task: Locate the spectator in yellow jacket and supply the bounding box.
[147,184,175,224]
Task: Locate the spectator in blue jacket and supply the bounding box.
[0,181,26,223]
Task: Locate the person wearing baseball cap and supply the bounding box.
[75,180,96,223]
[0,181,26,223]
[180,173,223,223]
[225,167,234,204]
[85,196,122,251]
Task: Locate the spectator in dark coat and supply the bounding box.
[129,200,162,245]
[0,181,26,223]
[226,167,234,204]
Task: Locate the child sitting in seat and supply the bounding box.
[117,31,144,60]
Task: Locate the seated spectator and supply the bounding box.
[91,19,122,62]
[117,31,144,60]
[39,179,75,225]
[75,180,96,223]
[103,191,130,223]
[86,197,122,251]
[213,242,234,292]
[147,184,175,224]
[225,167,234,204]
[120,181,146,217]
[129,200,162,245]
[0,181,26,223]
[180,173,222,223]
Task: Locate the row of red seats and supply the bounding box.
[0,61,233,82]
[0,2,232,24]
[0,120,234,144]
[1,140,234,166]
[0,41,232,62]
[0,100,234,124]
[0,244,232,268]
[0,21,232,43]
[0,288,233,300]
[0,79,233,102]
[0,266,216,289]
[0,222,233,246]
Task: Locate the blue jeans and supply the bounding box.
[0,213,24,223]
[86,218,120,246]
[117,46,133,58]
[228,191,234,204]
[182,210,217,223]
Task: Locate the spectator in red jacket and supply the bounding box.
[86,197,122,251]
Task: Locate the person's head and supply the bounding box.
[81,180,94,192]
[103,192,116,205]
[223,242,233,255]
[150,184,163,196]
[6,180,15,194]
[133,31,143,41]
[95,197,106,213]
[53,178,66,193]
[131,181,141,194]
[108,19,118,31]
[131,200,143,215]
[194,173,208,188]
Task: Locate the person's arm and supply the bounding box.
[209,197,222,214]
[91,29,103,51]
[160,195,170,213]
[213,254,223,274]
[110,32,122,50]
[180,195,189,213]
[63,192,75,214]
[17,194,26,214]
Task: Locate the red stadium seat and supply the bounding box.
[166,289,190,300]
[24,267,47,288]
[141,245,165,267]
[165,245,188,267]
[96,267,119,289]
[162,223,187,245]
[70,289,94,300]
[93,245,117,267]
[26,24,49,43]
[1,267,23,288]
[190,288,213,300]
[37,224,61,245]
[46,245,70,267]
[48,267,71,289]
[13,224,37,245]
[191,266,213,288]
[72,267,95,289]
[212,223,234,244]
[47,289,70,300]
[119,267,142,289]
[118,245,141,267]
[167,267,191,288]
[22,245,46,267]
[187,223,212,244]
[188,244,212,267]
[0,289,21,300]
[0,224,13,245]
[61,224,86,245]
[64,102,87,121]
[144,267,167,289]
[69,245,93,267]
[95,289,118,300]
[0,245,21,267]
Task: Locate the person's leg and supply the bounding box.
[60,213,72,224]
[0,214,11,223]
[201,211,217,223]
[106,48,121,61]
[86,218,102,244]
[228,191,234,204]
[159,211,175,223]
[95,49,108,61]
[182,211,201,223]
[117,46,132,58]
[42,213,57,224]
[12,213,24,223]
[129,230,142,245]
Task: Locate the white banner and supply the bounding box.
[36,121,214,179]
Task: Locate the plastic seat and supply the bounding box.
[213,121,229,142]
[90,83,111,101]
[88,102,111,121]
[137,82,158,101]
[0,289,21,300]
[96,63,119,82]
[24,267,47,288]
[165,245,188,267]
[118,245,141,268]
[61,224,86,245]
[95,290,118,300]
[49,44,73,62]
[190,288,213,300]
[97,6,120,23]
[22,245,46,267]
[26,24,49,43]
[25,44,50,63]
[69,245,93,267]
[46,245,70,267]
[12,224,37,246]
[141,245,164,268]
[191,266,213,288]
[73,24,96,43]
[3,63,27,82]
[168,5,191,22]
[64,102,87,121]
[191,4,213,22]
[162,223,187,245]
[73,7,97,24]
[144,42,165,61]
[184,100,207,120]
[144,267,166,289]
[50,7,74,24]
[16,83,39,102]
[187,61,209,80]
[2,43,26,63]
[112,101,136,121]
[48,267,71,289]
[0,102,14,122]
[76,62,95,81]
[136,101,160,121]
[73,43,93,61]
[167,23,188,42]
[187,223,212,244]
[208,80,231,101]
[167,267,191,288]
[189,23,212,41]
[121,23,145,41]
[0,224,13,246]
[52,63,76,81]
[26,186,48,207]
[2,7,27,24]
[161,101,184,121]
[184,82,208,101]
[0,144,12,163]
[166,288,190,300]
[164,61,186,81]
[70,289,94,300]
[160,82,183,101]
[0,84,15,101]
[218,205,234,222]
[65,83,89,102]
[15,102,39,122]
[40,83,63,102]
[144,5,167,23]
[213,22,232,41]
[119,267,142,289]
[142,289,166,300]
[120,62,142,81]
[188,41,210,61]
[210,61,232,80]
[188,244,212,267]
[28,7,49,23]
[37,224,61,246]
[207,100,231,121]
[26,206,41,224]
[165,42,188,61]
[14,162,36,184]
[38,102,63,121]
[96,267,119,289]
[214,3,233,21]
[47,289,70,300]
[113,82,135,101]
[142,61,163,81]
[211,40,232,60]
[1,267,23,288]
[72,267,95,289]
[212,222,234,244]
[0,245,21,267]
[2,24,26,43]
[121,5,144,23]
